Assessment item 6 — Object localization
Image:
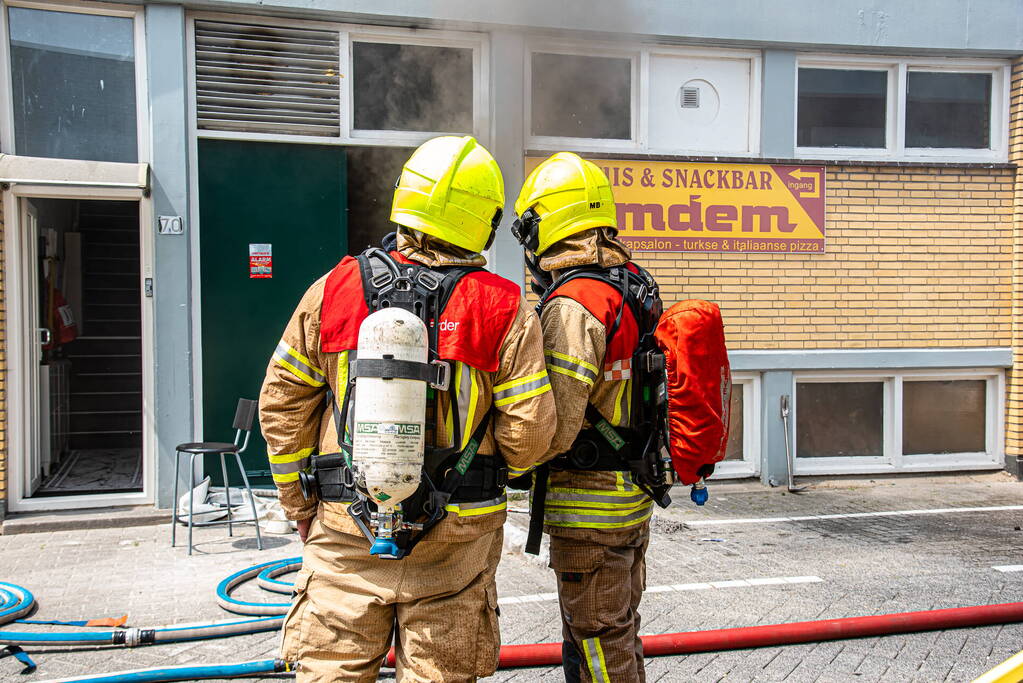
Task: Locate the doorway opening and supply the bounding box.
[25,198,143,498]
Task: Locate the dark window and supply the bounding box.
[796,382,884,458]
[903,380,986,454]
[531,53,631,139]
[352,42,473,133]
[905,72,991,149]
[9,7,137,162]
[345,146,413,255]
[797,68,887,148]
[724,383,744,461]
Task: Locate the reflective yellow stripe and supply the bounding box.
[444,495,507,517]
[336,352,350,442]
[494,382,551,407]
[508,464,535,476]
[272,471,300,483]
[544,505,653,529]
[494,370,548,393]
[494,371,551,406]
[462,367,480,450]
[546,502,652,516]
[611,379,629,427]
[273,341,326,387]
[547,485,645,498]
[547,364,595,386]
[284,346,320,376]
[545,497,649,510]
[583,638,609,683]
[268,448,315,464]
[615,471,626,492]
[546,350,598,375]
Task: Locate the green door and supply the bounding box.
[198,139,346,485]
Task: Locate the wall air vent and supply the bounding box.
[681,86,700,109]
[194,20,341,137]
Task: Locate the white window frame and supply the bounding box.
[525,42,762,156]
[715,372,761,479]
[795,54,1009,163]
[3,181,157,513]
[187,11,490,149]
[0,0,150,163]
[347,30,489,146]
[525,42,642,153]
[792,369,1004,476]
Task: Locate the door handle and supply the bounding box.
[38,327,52,347]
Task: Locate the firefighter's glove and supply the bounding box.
[506,472,534,491]
[697,464,716,480]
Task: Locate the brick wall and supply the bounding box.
[1006,58,1023,460]
[631,164,1014,350]
[0,192,6,511]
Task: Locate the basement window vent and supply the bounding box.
[680,86,700,109]
[194,20,341,137]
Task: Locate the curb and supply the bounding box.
[0,505,172,535]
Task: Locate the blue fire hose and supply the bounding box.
[44,658,292,682]
[1,558,303,680]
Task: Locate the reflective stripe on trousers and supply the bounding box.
[582,637,610,683]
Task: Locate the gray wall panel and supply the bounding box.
[147,5,193,508]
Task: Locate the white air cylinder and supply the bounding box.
[352,307,428,509]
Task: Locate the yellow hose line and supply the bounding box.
[974,649,1023,683]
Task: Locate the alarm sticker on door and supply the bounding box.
[249,244,272,279]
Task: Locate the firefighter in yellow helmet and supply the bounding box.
[260,136,556,682]
[511,152,677,682]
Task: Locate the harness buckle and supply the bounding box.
[371,272,393,289]
[645,351,665,372]
[416,271,441,291]
[430,360,451,391]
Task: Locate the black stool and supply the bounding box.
[172,398,263,555]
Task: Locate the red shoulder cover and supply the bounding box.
[549,277,637,364]
[319,254,519,372]
[654,300,732,485]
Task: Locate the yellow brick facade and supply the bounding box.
[1007,58,1023,458]
[0,193,6,508]
[631,165,1014,350]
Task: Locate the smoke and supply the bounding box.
[345,146,413,255]
[531,52,631,140]
[345,41,479,255]
[352,41,474,134]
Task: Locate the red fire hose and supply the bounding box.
[385,601,1023,668]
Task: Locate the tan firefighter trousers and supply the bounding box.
[280,518,503,682]
[550,528,650,683]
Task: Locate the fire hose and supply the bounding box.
[5,561,1023,681]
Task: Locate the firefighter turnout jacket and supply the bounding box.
[529,227,654,545]
[260,230,556,543]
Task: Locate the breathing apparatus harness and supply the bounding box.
[299,242,507,559]
[512,212,674,554]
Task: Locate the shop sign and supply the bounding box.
[525,158,825,253]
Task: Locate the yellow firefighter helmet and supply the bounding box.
[390,136,505,253]
[512,152,617,255]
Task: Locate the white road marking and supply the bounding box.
[993,565,1023,573]
[497,575,822,605]
[684,504,1023,527]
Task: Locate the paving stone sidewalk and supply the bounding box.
[2,472,1022,681]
